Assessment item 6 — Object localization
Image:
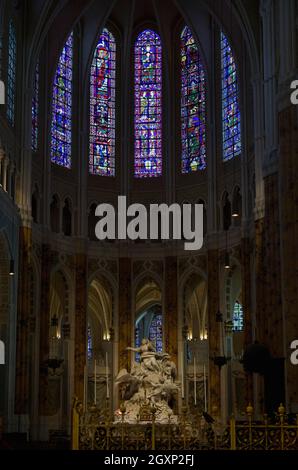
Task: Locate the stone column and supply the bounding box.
[0,146,4,186]
[38,244,51,415]
[279,106,298,411]
[241,237,253,403]
[207,249,220,412]
[15,227,32,414]
[118,258,132,371]
[164,256,178,366]
[74,253,87,401]
[2,157,9,192]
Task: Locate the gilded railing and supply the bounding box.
[72,398,298,451]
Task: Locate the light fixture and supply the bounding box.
[224,251,230,269]
[9,259,15,276]
[47,314,63,374]
[232,196,240,218]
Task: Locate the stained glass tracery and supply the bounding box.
[149,313,163,353]
[181,26,206,173]
[7,20,16,125]
[51,32,73,168]
[221,31,241,161]
[134,29,162,178]
[89,28,116,176]
[232,300,244,332]
[32,62,39,151]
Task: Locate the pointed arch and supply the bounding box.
[134,29,162,178]
[220,31,241,161]
[50,32,73,168]
[89,28,116,176]
[180,25,206,173]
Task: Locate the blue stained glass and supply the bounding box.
[7,20,16,125]
[221,31,241,161]
[32,62,39,151]
[51,33,73,168]
[134,29,162,178]
[87,325,93,360]
[149,314,162,353]
[89,28,116,176]
[181,26,206,173]
[232,301,244,332]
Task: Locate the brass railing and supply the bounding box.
[72,399,298,451]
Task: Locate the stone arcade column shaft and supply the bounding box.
[207,249,220,413]
[38,244,51,414]
[74,253,87,402]
[15,227,31,414]
[118,258,132,371]
[164,256,178,366]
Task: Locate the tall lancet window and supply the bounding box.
[7,20,17,125]
[50,32,73,168]
[32,62,39,151]
[134,29,162,178]
[220,31,241,161]
[181,26,206,173]
[89,28,116,176]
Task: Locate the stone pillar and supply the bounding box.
[207,249,220,412]
[2,157,8,192]
[38,244,51,415]
[15,227,32,414]
[164,256,178,366]
[241,237,253,403]
[279,106,298,411]
[118,258,132,371]
[74,254,87,401]
[263,173,283,357]
[0,147,4,186]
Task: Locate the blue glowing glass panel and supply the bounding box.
[51,33,73,168]
[134,29,162,178]
[89,28,116,176]
[181,26,206,173]
[221,31,241,161]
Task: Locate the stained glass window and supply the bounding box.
[232,300,244,332]
[149,314,162,353]
[7,20,16,125]
[134,29,162,178]
[221,31,241,161]
[89,29,116,176]
[51,32,73,168]
[32,62,39,151]
[181,26,206,173]
[87,325,93,360]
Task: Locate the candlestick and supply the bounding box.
[105,351,109,399]
[94,359,97,404]
[203,363,207,412]
[194,356,197,405]
[181,350,185,399]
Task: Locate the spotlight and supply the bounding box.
[9,259,15,276]
[224,252,230,269]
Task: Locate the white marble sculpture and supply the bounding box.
[115,338,180,423]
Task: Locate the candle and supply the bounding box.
[203,364,207,412]
[194,356,197,405]
[181,350,185,399]
[105,351,109,399]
